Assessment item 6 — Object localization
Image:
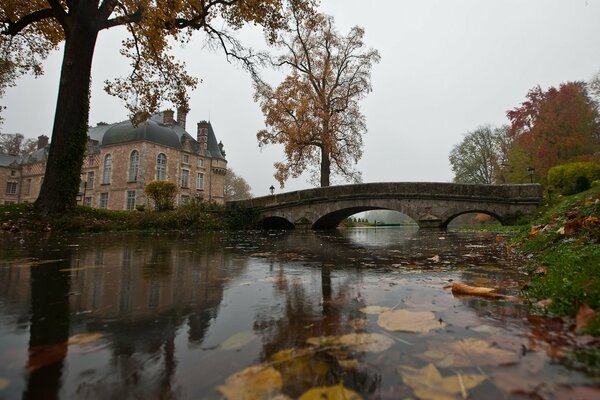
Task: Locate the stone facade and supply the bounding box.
[0,110,227,209]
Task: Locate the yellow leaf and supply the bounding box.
[299,383,362,400]
[68,333,103,345]
[217,365,283,400]
[377,310,446,333]
[0,377,9,390]
[306,333,394,353]
[269,348,329,387]
[349,319,369,330]
[399,363,486,400]
[423,338,519,367]
[359,305,391,314]
[220,331,256,350]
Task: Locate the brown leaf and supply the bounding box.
[399,363,486,400]
[0,377,9,390]
[450,282,496,296]
[299,383,362,400]
[217,365,283,400]
[378,309,446,333]
[26,343,68,373]
[306,333,394,353]
[575,303,596,332]
[423,338,519,367]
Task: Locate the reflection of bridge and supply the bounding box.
[229,182,543,229]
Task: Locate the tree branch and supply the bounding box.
[1,8,56,36]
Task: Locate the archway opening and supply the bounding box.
[261,216,295,230]
[446,211,503,229]
[313,207,418,230]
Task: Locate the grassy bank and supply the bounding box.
[514,185,600,336]
[0,202,260,233]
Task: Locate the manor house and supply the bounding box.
[0,109,227,209]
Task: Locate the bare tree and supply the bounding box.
[255,9,380,187]
[0,132,36,156]
[224,168,252,201]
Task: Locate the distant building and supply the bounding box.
[0,109,228,209]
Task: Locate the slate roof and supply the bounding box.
[0,154,21,167]
[88,111,226,160]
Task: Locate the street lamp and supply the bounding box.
[527,166,535,183]
[269,185,275,195]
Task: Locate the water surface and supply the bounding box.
[0,228,598,399]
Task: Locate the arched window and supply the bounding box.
[129,150,139,182]
[102,154,112,184]
[156,153,167,180]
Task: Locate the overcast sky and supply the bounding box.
[3,0,600,196]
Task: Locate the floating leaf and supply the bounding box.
[27,343,68,372]
[217,365,283,400]
[68,333,103,345]
[450,282,496,296]
[399,363,486,400]
[306,333,394,353]
[377,310,446,333]
[270,348,329,388]
[299,383,362,400]
[0,378,9,390]
[423,338,519,367]
[359,305,391,314]
[220,331,256,350]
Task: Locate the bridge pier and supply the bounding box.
[417,213,444,229]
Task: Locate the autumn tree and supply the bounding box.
[449,125,512,184]
[224,167,252,201]
[0,0,316,215]
[506,82,600,183]
[255,8,380,187]
[0,132,36,156]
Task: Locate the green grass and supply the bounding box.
[514,185,600,335]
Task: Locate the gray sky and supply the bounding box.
[3,0,600,196]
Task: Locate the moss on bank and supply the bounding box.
[0,202,260,233]
[513,185,600,336]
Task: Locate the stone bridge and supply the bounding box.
[228,182,543,230]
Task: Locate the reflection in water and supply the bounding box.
[0,229,597,399]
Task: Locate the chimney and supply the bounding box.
[177,107,188,130]
[163,109,174,126]
[197,121,210,143]
[37,135,49,150]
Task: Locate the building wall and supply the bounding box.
[0,140,227,210]
[0,165,21,204]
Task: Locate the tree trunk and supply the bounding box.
[320,148,331,187]
[35,24,98,215]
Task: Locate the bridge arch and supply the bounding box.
[229,182,543,230]
[442,210,504,229]
[261,216,295,230]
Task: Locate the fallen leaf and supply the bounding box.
[217,365,283,400]
[27,343,68,372]
[450,282,496,296]
[359,305,391,314]
[0,378,9,390]
[68,333,103,345]
[220,331,256,350]
[428,255,440,262]
[299,383,362,400]
[306,333,394,353]
[338,359,360,370]
[575,304,596,332]
[423,338,519,367]
[552,384,600,400]
[399,363,486,400]
[377,309,446,333]
[269,348,330,388]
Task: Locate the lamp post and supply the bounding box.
[527,166,535,183]
[269,185,275,195]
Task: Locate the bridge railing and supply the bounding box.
[228,182,543,209]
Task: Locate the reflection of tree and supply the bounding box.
[254,259,383,397]
[24,246,74,400]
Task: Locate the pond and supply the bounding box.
[0,228,598,399]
